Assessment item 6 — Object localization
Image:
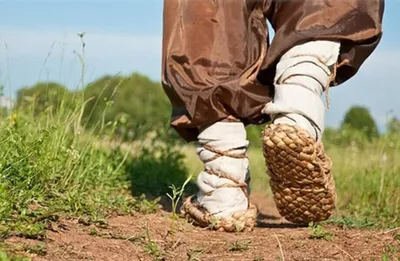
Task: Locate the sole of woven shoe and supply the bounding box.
[181,195,258,232]
[261,123,336,224]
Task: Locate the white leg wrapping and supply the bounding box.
[262,40,341,141]
[195,121,249,217]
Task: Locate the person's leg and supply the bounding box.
[261,40,340,223]
[161,0,384,229]
[259,0,384,224]
[161,0,268,231]
[263,40,340,142]
[182,118,257,232]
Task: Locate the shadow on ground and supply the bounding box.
[122,137,305,228]
[124,141,197,213]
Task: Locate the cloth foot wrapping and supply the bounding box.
[262,40,341,141]
[195,121,249,217]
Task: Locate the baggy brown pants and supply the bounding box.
[161,0,384,142]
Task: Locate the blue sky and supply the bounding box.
[0,0,399,131]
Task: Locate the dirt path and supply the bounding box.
[6,194,400,261]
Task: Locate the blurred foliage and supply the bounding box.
[323,126,371,149]
[15,73,183,142]
[387,117,400,134]
[82,73,172,140]
[341,106,379,141]
[14,75,390,148]
[246,125,263,148]
[126,129,194,197]
[16,82,75,115]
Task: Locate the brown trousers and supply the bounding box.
[161,0,384,142]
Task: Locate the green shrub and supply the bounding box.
[341,106,379,141]
[82,73,173,141]
[16,82,75,115]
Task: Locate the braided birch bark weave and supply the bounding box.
[262,123,336,223]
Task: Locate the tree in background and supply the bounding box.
[387,117,400,134]
[14,73,181,141]
[82,72,174,140]
[341,105,379,140]
[16,82,74,115]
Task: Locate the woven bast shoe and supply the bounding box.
[262,123,336,224]
[180,142,258,232]
[181,195,257,232]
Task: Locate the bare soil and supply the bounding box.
[6,194,400,261]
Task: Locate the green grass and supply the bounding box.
[228,240,251,252]
[326,136,400,227]
[0,97,189,242]
[1,90,399,249]
[308,222,333,240]
[0,249,30,261]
